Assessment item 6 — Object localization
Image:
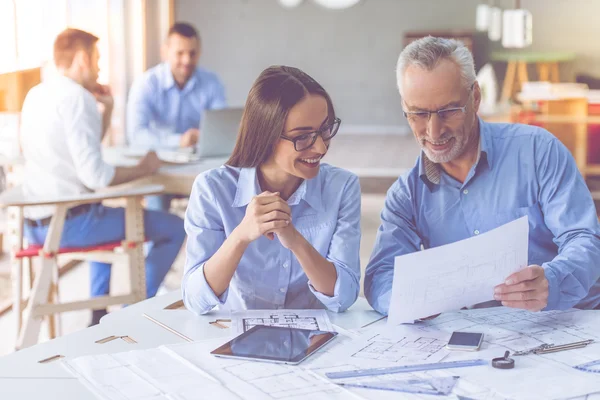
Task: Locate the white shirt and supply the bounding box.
[21,75,116,219]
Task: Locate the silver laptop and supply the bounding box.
[196,108,243,158]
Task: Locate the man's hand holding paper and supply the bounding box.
[495,265,549,311]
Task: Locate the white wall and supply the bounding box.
[172,0,600,130]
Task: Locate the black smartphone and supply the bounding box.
[446,331,484,351]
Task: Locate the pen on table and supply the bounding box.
[536,339,594,354]
[142,313,193,342]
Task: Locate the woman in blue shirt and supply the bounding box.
[182,66,361,315]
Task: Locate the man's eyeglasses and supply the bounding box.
[402,84,474,125]
[280,118,341,152]
[403,105,467,125]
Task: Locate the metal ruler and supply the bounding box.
[325,359,488,379]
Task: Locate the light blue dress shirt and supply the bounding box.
[126,62,227,147]
[182,164,361,315]
[365,119,600,315]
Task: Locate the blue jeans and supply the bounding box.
[25,204,185,299]
[145,194,186,212]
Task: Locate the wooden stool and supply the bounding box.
[492,52,576,103]
[0,185,164,349]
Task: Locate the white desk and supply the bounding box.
[0,293,383,399]
[4,142,414,196]
[1,377,94,399]
[1,148,228,196]
[103,147,228,195]
[3,293,600,400]
[100,290,383,334]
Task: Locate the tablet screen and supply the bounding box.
[210,325,338,364]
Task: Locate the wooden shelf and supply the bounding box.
[0,68,41,113]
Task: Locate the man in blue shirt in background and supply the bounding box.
[127,22,227,211]
[365,37,600,316]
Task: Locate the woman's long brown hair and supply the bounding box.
[226,65,335,168]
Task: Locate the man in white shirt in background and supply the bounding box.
[20,28,186,325]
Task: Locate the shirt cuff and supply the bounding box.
[374,289,392,316]
[165,132,182,148]
[307,264,355,313]
[542,263,560,310]
[102,165,117,187]
[184,263,229,314]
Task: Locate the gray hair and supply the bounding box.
[396,36,476,95]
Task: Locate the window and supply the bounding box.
[0,0,67,74]
[1,0,128,142]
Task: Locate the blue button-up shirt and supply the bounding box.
[182,164,361,315]
[126,62,227,147]
[365,119,600,315]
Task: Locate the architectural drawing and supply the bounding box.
[164,339,355,400]
[242,313,319,332]
[349,334,448,363]
[419,307,600,355]
[310,361,507,400]
[222,362,344,399]
[322,326,450,368]
[406,248,520,305]
[230,309,334,335]
[63,339,356,400]
[388,217,529,324]
[312,308,600,400]
[62,348,237,400]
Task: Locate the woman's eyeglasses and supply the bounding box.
[280,118,341,152]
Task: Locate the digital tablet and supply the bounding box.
[210,325,338,365]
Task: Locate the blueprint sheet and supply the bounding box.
[62,336,358,400]
[413,307,600,399]
[62,347,235,400]
[162,338,359,400]
[230,309,334,335]
[307,327,505,400]
[310,307,600,400]
[62,307,600,400]
[327,324,450,366]
[388,216,528,324]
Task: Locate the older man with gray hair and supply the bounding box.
[365,36,600,317]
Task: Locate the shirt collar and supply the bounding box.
[231,168,324,212]
[53,73,78,87]
[479,118,494,169]
[159,62,198,91]
[419,117,492,187]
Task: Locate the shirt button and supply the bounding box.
[463,189,469,194]
[474,230,480,235]
[283,262,289,269]
[280,288,286,293]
